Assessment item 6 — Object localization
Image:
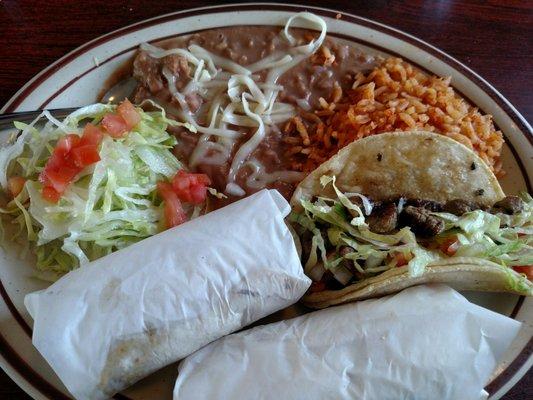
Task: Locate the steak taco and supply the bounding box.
[289,131,533,308]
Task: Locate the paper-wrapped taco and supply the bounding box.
[25,190,310,400]
[289,131,533,308]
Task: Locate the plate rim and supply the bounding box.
[1,3,531,399]
[2,3,532,138]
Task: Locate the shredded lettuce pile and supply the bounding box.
[290,175,533,290]
[0,103,192,280]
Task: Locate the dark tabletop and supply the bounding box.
[0,0,531,399]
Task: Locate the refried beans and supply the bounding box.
[111,24,379,208]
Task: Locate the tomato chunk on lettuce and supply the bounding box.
[157,182,188,228]
[117,99,141,129]
[157,170,211,228]
[39,101,142,203]
[39,128,103,202]
[172,170,211,205]
[0,102,194,279]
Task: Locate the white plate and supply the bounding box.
[1,3,531,399]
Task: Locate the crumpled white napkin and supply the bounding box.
[174,284,521,400]
[25,189,310,400]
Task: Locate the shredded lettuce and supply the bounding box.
[504,265,533,293]
[289,211,328,273]
[290,175,533,288]
[452,210,500,239]
[442,193,533,268]
[320,175,366,226]
[408,247,440,277]
[0,103,192,279]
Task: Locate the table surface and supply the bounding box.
[0,0,531,398]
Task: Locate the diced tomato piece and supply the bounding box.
[80,123,104,146]
[117,99,141,130]
[439,237,460,256]
[171,170,211,204]
[42,186,61,203]
[41,166,79,193]
[393,252,412,267]
[70,145,101,167]
[47,134,82,172]
[55,134,81,155]
[172,172,190,191]
[157,182,188,228]
[39,164,77,202]
[192,172,211,186]
[173,170,211,187]
[188,184,208,204]
[513,266,533,280]
[40,138,90,201]
[156,170,210,228]
[39,169,58,190]
[39,123,105,202]
[8,176,26,197]
[102,113,128,138]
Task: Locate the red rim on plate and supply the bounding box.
[1,3,531,399]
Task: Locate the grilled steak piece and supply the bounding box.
[492,196,524,215]
[350,196,369,211]
[400,205,445,237]
[406,199,443,212]
[321,270,347,291]
[367,202,398,233]
[339,246,354,257]
[443,199,480,215]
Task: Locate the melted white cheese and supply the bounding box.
[141,12,327,196]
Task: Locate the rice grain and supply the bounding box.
[283,57,504,176]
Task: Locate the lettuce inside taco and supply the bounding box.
[289,131,532,308]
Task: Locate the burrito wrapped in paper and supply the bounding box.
[174,285,521,400]
[25,189,311,400]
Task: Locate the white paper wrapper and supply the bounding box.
[24,189,311,400]
[174,285,521,400]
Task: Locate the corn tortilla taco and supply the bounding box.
[289,131,532,308]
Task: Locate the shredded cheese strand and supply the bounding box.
[141,12,327,196]
[226,93,265,187]
[244,159,306,188]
